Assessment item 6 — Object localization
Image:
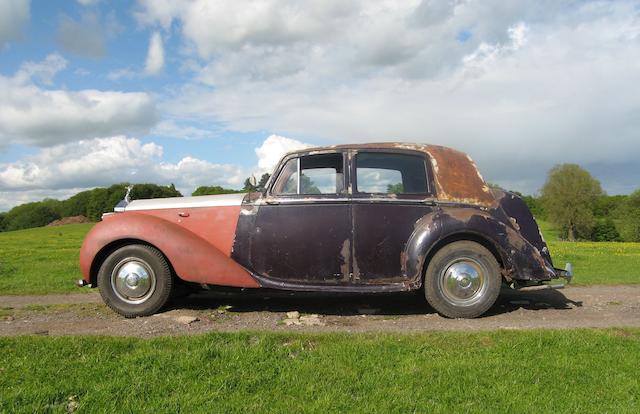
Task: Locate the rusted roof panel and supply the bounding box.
[423,145,495,206]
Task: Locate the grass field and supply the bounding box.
[0,221,638,295]
[1,329,638,413]
[0,223,94,295]
[537,220,640,285]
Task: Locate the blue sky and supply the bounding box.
[1,0,639,211]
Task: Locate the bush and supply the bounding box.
[591,220,621,242]
[522,195,546,219]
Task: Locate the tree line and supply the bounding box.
[0,183,182,232]
[0,178,268,233]
[0,167,638,242]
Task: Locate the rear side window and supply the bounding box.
[272,153,344,195]
[356,152,428,194]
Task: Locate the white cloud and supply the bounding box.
[145,0,640,194]
[0,134,313,210]
[255,134,311,173]
[0,54,158,147]
[77,0,100,5]
[0,0,29,47]
[144,31,165,75]
[0,136,248,210]
[13,53,67,85]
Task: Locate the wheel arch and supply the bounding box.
[403,207,523,289]
[89,238,176,288]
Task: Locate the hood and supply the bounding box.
[121,193,247,212]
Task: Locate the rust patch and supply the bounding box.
[400,250,409,274]
[340,239,351,281]
[424,145,495,207]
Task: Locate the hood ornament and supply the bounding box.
[115,185,134,212]
[124,185,133,203]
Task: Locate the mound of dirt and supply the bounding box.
[47,215,91,227]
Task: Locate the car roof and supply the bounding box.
[285,142,496,206]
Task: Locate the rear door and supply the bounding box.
[351,150,435,283]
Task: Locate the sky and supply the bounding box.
[0,0,639,211]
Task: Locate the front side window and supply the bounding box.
[272,153,344,195]
[356,152,428,194]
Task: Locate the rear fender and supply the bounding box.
[80,212,259,288]
[403,207,556,284]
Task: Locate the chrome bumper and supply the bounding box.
[76,279,91,288]
[513,262,573,291]
[554,262,573,284]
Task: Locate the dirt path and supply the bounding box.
[1,285,639,337]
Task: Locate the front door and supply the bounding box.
[250,152,352,284]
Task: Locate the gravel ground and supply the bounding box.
[1,285,639,337]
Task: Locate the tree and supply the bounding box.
[130,183,182,200]
[619,189,640,242]
[3,202,61,231]
[60,191,91,217]
[541,164,603,241]
[243,173,270,192]
[192,186,242,196]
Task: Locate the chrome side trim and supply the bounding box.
[253,197,437,205]
[124,193,247,211]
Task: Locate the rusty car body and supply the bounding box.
[79,143,571,318]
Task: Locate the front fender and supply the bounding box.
[79,212,259,288]
[402,207,556,284]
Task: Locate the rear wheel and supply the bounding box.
[424,241,501,318]
[97,244,173,318]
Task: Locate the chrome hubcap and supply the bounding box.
[111,259,156,304]
[440,258,487,306]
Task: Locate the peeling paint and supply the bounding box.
[340,238,351,281]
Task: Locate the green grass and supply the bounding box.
[0,221,637,295]
[0,223,94,295]
[1,329,638,413]
[537,220,640,285]
[537,219,561,242]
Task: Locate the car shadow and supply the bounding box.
[163,286,583,318]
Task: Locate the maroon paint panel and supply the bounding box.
[79,210,259,288]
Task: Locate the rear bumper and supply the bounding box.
[554,263,573,284]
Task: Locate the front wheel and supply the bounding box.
[424,241,501,318]
[97,244,173,318]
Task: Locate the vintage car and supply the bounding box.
[79,143,571,318]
